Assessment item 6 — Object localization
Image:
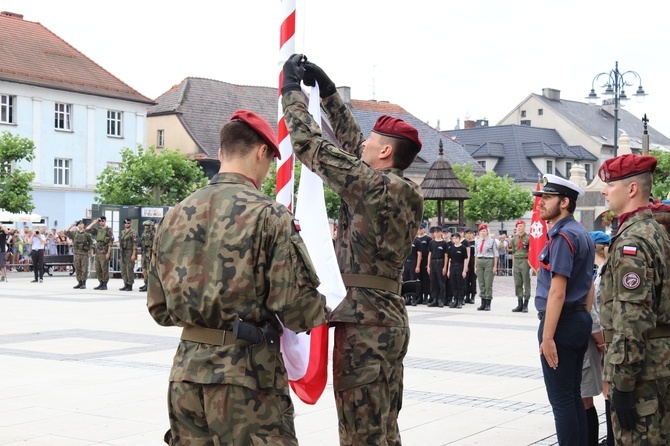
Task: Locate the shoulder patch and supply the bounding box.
[622,271,641,290]
[293,219,301,232]
[622,245,638,256]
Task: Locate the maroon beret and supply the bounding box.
[230,110,281,159]
[478,223,488,232]
[650,202,670,213]
[371,115,422,151]
[598,154,657,183]
[515,219,525,227]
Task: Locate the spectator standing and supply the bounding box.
[28,228,46,282]
[0,224,8,281]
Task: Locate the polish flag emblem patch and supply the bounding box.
[622,245,638,256]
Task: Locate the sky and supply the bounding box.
[4,0,670,137]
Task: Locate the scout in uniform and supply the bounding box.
[475,223,498,311]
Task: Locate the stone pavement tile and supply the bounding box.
[1,434,94,446]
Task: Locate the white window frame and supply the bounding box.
[54,103,72,130]
[1,94,16,124]
[157,129,165,147]
[478,160,486,170]
[584,163,592,180]
[107,110,123,137]
[54,158,72,186]
[565,161,572,178]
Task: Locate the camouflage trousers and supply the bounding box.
[142,250,151,284]
[333,322,409,446]
[94,252,109,282]
[609,377,670,445]
[513,258,530,300]
[74,254,88,282]
[120,250,134,285]
[167,382,298,446]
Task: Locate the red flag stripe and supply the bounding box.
[276,154,293,189]
[278,117,288,141]
[279,10,296,49]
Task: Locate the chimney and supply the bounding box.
[1,11,24,19]
[337,86,351,105]
[542,88,561,101]
[476,119,489,127]
[464,120,476,129]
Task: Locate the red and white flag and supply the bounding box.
[528,180,548,274]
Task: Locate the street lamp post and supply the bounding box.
[586,61,647,158]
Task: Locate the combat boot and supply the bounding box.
[139,284,147,292]
[456,297,463,309]
[448,298,458,308]
[73,281,82,289]
[93,282,104,290]
[427,299,439,308]
[99,282,108,290]
[438,299,445,308]
[485,299,491,311]
[409,294,417,306]
[512,299,523,312]
[80,281,86,290]
[477,298,487,311]
[125,284,133,291]
[522,299,529,313]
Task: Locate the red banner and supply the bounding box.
[528,180,548,273]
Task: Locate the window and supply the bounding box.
[565,162,572,178]
[478,160,486,169]
[538,108,544,116]
[54,158,71,185]
[107,110,123,137]
[1,94,15,124]
[157,129,165,147]
[54,103,72,130]
[546,160,554,175]
[520,110,526,118]
[520,120,531,126]
[585,163,592,180]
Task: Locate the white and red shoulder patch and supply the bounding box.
[293,219,301,231]
[622,272,641,290]
[622,245,638,256]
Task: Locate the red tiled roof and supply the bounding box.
[350,99,408,114]
[0,11,154,104]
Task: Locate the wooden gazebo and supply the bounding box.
[420,140,471,227]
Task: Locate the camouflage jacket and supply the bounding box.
[119,229,137,252]
[282,90,424,327]
[140,228,154,253]
[146,172,328,393]
[65,230,93,255]
[600,209,670,391]
[87,226,114,254]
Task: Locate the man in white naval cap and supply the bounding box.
[533,173,596,445]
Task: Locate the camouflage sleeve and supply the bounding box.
[146,225,173,327]
[282,90,380,207]
[320,91,365,158]
[608,236,656,392]
[263,204,328,333]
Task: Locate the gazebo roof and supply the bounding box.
[420,140,471,200]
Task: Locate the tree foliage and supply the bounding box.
[452,164,533,223]
[261,161,341,219]
[0,131,36,213]
[651,149,670,200]
[94,146,208,206]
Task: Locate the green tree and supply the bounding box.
[651,149,670,200]
[94,146,208,206]
[453,165,533,223]
[0,131,36,213]
[261,161,341,219]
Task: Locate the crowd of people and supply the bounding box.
[0,225,74,279]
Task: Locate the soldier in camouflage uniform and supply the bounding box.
[599,154,670,446]
[138,219,154,292]
[117,218,138,291]
[510,219,531,313]
[147,110,328,446]
[86,216,114,290]
[282,55,424,446]
[65,220,93,289]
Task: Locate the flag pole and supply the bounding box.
[277,0,296,209]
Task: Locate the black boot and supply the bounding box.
[410,294,417,306]
[73,281,82,289]
[427,299,438,307]
[99,282,108,290]
[125,284,133,291]
[456,297,463,309]
[477,298,487,311]
[522,299,529,313]
[512,298,523,312]
[120,283,129,291]
[438,299,445,308]
[139,284,147,292]
[80,281,86,289]
[93,282,104,290]
[448,298,458,308]
[485,299,491,311]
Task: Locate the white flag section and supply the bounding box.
[280,85,346,383]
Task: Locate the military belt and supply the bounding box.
[181,326,250,346]
[341,273,401,295]
[603,325,670,343]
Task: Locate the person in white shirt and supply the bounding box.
[28,228,46,282]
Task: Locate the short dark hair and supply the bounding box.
[220,120,272,160]
[378,135,420,170]
[559,195,577,214]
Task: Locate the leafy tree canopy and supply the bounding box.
[0,131,36,213]
[651,149,670,200]
[94,146,208,206]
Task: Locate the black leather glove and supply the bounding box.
[612,388,638,431]
[303,61,336,98]
[281,54,306,94]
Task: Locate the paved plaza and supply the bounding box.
[0,271,606,445]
